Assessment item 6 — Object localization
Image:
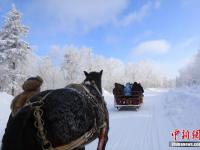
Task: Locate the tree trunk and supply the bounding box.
[11,62,16,96]
[11,87,14,96]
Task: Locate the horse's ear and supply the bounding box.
[84,71,88,76]
[100,70,103,75]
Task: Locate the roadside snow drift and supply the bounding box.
[0,92,12,142]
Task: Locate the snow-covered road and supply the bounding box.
[1,88,200,150]
[87,88,200,150]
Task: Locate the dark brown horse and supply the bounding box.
[2,70,109,150]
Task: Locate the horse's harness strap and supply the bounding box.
[33,91,54,150]
[55,122,107,150]
[55,121,98,150]
[81,84,106,111]
[81,84,97,100]
[33,84,107,150]
[55,84,107,150]
[80,84,107,127]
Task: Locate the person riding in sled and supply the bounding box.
[123,82,132,96]
[10,76,43,117]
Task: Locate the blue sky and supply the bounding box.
[0,0,200,78]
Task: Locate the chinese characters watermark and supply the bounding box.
[170,129,200,147]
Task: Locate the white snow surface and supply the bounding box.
[1,87,200,150]
[0,92,12,141]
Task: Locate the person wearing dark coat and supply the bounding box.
[138,83,144,93]
[10,76,43,117]
[132,82,138,91]
[132,82,144,93]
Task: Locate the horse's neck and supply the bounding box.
[85,84,102,100]
[95,82,102,94]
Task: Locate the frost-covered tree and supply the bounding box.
[37,57,65,90]
[60,46,166,91]
[133,61,163,87]
[61,47,81,83]
[61,46,94,84]
[98,58,125,91]
[177,50,200,86]
[0,4,31,95]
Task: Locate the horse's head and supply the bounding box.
[84,70,103,94]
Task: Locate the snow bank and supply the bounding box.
[163,86,200,129]
[146,88,170,93]
[103,89,114,110]
[0,92,13,143]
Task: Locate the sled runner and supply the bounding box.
[113,83,144,110]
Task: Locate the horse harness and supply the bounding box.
[30,82,107,150]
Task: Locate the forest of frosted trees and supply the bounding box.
[176,50,200,87]
[0,5,199,95]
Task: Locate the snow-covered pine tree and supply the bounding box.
[0,4,31,95]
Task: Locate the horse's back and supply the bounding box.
[38,88,95,146]
[2,88,95,149]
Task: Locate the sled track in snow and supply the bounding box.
[87,89,170,150]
